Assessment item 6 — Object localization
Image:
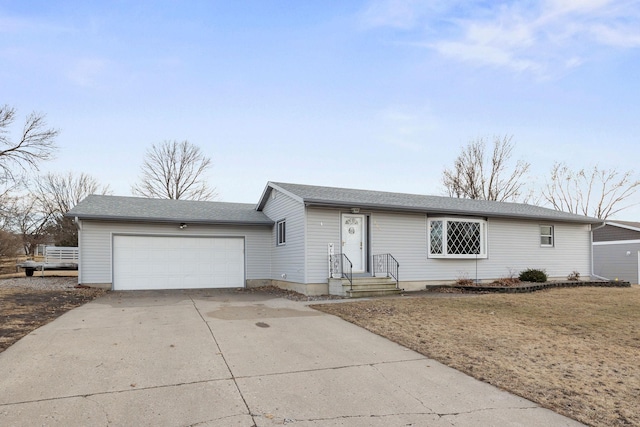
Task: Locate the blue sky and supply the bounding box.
[2,0,639,218]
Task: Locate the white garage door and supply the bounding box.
[113,235,245,290]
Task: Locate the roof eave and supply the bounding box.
[605,221,640,233]
[66,213,274,226]
[302,200,600,224]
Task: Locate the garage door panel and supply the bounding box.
[113,235,245,290]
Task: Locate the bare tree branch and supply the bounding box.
[541,163,640,220]
[131,140,217,201]
[0,104,59,184]
[32,172,111,246]
[34,172,111,215]
[1,193,53,255]
[442,135,531,202]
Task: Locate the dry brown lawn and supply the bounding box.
[312,286,640,427]
[0,286,105,353]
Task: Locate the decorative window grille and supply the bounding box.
[540,225,554,247]
[428,218,487,258]
[430,220,443,255]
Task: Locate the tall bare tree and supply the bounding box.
[0,104,59,184]
[33,172,111,246]
[442,135,531,202]
[0,104,59,253]
[3,193,53,255]
[132,140,217,201]
[542,163,640,220]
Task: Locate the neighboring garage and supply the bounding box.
[593,221,640,284]
[113,235,245,290]
[66,195,273,290]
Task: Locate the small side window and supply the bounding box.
[277,220,286,246]
[540,225,554,247]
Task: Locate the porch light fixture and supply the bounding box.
[179,223,187,229]
[351,208,360,214]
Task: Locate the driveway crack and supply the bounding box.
[83,395,111,425]
[189,295,257,427]
[370,362,437,414]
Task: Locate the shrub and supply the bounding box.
[519,268,547,283]
[567,271,580,281]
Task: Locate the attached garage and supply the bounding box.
[113,235,245,290]
[67,195,273,290]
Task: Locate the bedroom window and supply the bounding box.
[428,218,487,258]
[276,220,286,246]
[540,225,554,247]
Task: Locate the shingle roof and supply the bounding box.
[262,182,602,224]
[67,195,273,225]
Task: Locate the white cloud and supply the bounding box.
[590,23,640,47]
[361,0,422,29]
[359,0,460,30]
[361,0,640,76]
[433,41,540,73]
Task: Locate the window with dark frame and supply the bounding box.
[277,220,286,246]
[540,225,554,247]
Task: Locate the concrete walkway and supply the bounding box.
[0,290,583,426]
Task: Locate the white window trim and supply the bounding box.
[276,219,286,246]
[540,225,554,247]
[428,217,488,259]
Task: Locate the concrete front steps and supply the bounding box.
[329,276,401,298]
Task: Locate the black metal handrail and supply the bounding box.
[329,253,353,290]
[373,253,400,289]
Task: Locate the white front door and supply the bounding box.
[342,214,366,273]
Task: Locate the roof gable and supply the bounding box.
[67,195,273,225]
[258,181,601,224]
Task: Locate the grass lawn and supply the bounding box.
[0,286,105,353]
[312,286,640,427]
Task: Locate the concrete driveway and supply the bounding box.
[0,290,583,426]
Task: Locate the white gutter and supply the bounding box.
[591,222,609,281]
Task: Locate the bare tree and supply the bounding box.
[4,194,53,255]
[0,229,22,258]
[132,140,217,201]
[33,172,111,246]
[0,104,59,184]
[542,163,640,220]
[442,135,531,202]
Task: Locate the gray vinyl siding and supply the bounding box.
[303,209,592,283]
[261,189,306,283]
[593,242,640,283]
[485,219,590,280]
[306,208,341,283]
[369,211,428,280]
[593,225,640,242]
[369,214,590,280]
[78,220,271,285]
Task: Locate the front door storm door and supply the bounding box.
[342,214,366,273]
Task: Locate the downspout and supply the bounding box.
[591,221,609,281]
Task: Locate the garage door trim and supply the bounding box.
[112,233,246,290]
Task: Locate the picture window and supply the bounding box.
[428,218,487,258]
